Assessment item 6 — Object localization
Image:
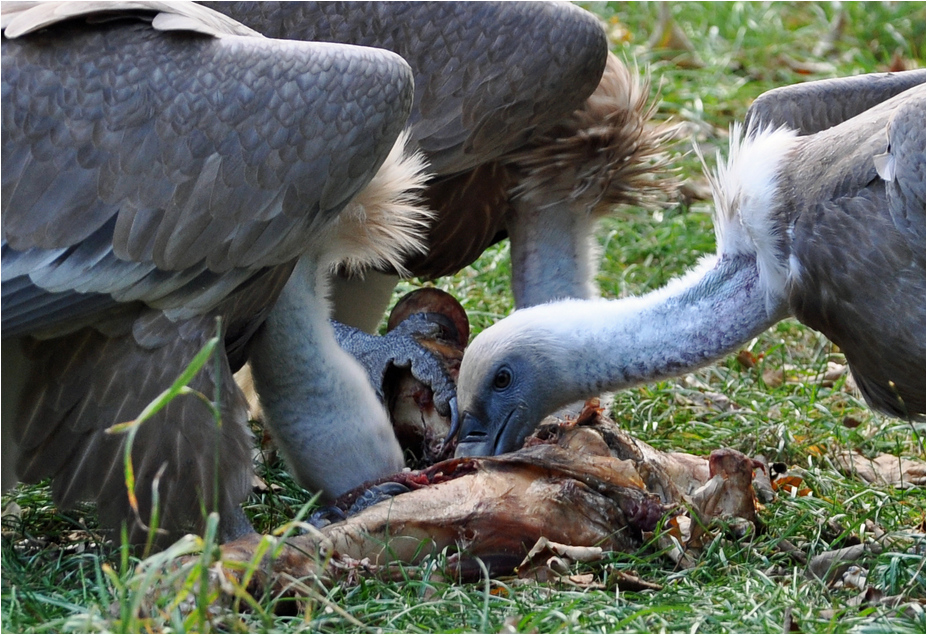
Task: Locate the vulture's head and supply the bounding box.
[454,306,577,457]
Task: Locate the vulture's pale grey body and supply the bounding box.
[455,70,926,457]
[3,1,656,545]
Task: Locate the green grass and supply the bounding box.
[3,2,925,633]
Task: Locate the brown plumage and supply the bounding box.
[209,2,676,309]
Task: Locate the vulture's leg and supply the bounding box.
[506,194,601,309]
[249,258,405,502]
[503,52,671,309]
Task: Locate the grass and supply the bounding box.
[3,2,925,632]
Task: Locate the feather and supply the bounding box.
[699,123,798,312]
[327,130,433,277]
[1,1,261,39]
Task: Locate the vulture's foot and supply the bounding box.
[333,313,458,419]
[346,481,411,516]
[333,289,469,463]
[307,505,347,529]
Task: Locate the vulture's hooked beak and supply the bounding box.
[454,408,517,457]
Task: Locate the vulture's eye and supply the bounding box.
[493,367,513,390]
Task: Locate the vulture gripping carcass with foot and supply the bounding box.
[2,1,673,547]
[208,0,676,434]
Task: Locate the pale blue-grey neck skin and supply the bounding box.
[507,192,599,308]
[455,252,789,457]
[248,257,404,501]
[571,253,785,396]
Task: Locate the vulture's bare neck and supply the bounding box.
[570,125,797,397]
[513,252,787,407]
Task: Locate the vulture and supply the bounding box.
[1,1,429,544]
[3,1,669,545]
[454,70,926,458]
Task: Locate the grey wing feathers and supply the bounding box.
[789,192,925,419]
[1,1,262,38]
[785,82,926,420]
[14,316,254,545]
[745,69,926,135]
[2,5,417,542]
[208,1,609,176]
[3,19,414,335]
[881,87,925,246]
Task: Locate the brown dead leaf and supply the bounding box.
[761,368,785,388]
[818,362,847,386]
[604,569,663,592]
[736,350,758,368]
[783,606,802,633]
[808,543,881,583]
[515,537,604,581]
[806,445,824,458]
[842,416,863,429]
[700,392,737,412]
[835,452,926,487]
[772,475,804,492]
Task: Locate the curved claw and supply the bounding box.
[442,396,460,446]
[307,505,347,529]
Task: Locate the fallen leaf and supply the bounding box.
[842,416,862,429]
[808,543,880,583]
[783,606,802,632]
[736,350,757,369]
[835,452,926,487]
[605,569,663,592]
[761,368,785,388]
[515,537,604,581]
[772,475,804,491]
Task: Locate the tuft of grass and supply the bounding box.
[3,2,925,633]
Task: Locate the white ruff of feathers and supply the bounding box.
[701,123,798,314]
[325,129,433,278]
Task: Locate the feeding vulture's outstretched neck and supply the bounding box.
[2,2,430,544]
[455,70,926,457]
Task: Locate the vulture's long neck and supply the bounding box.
[534,252,788,403]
